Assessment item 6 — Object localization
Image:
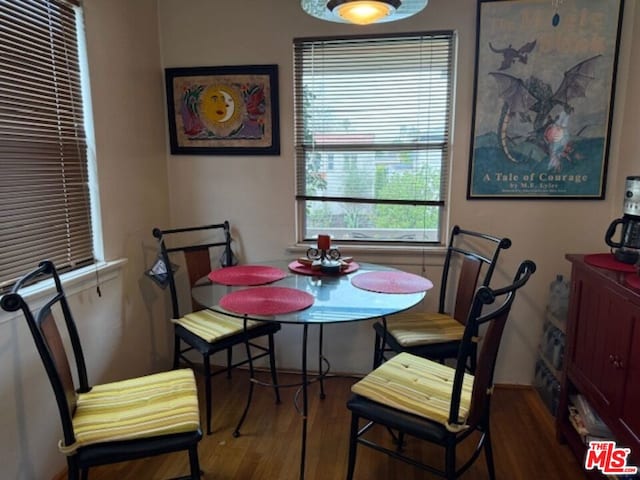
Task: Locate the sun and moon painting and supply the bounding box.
[166,66,279,154]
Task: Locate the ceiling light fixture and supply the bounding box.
[301,0,428,25]
[329,0,399,25]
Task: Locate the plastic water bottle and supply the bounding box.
[549,274,569,320]
[552,332,565,371]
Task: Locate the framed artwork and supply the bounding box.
[467,0,624,199]
[165,64,280,155]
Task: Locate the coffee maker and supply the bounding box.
[605,176,640,264]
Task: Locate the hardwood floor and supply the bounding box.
[87,370,586,480]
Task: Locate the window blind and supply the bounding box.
[0,0,94,291]
[293,32,455,243]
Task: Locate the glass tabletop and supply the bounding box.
[191,260,427,325]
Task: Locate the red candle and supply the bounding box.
[317,234,331,251]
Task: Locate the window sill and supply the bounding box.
[285,243,447,266]
[0,259,127,324]
[287,243,447,254]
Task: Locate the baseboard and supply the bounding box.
[494,383,535,390]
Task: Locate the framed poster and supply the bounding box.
[165,64,280,155]
[467,0,624,199]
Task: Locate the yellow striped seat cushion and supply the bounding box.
[60,368,200,454]
[173,309,263,342]
[386,312,465,347]
[351,353,473,432]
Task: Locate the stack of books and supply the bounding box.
[568,394,614,444]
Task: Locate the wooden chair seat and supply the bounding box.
[173,310,264,343]
[385,312,465,348]
[64,369,200,454]
[351,352,473,432]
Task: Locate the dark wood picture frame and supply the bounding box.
[467,0,624,199]
[165,64,280,156]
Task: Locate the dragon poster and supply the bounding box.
[468,0,623,199]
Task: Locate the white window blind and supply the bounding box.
[294,32,454,244]
[0,0,94,291]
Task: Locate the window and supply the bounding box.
[294,32,455,244]
[0,0,94,291]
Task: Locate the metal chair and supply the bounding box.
[347,260,536,480]
[0,260,202,480]
[373,225,512,372]
[152,222,281,435]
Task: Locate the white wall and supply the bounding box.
[157,0,640,381]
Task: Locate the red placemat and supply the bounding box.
[584,253,637,273]
[625,273,640,290]
[288,260,360,276]
[351,271,434,294]
[220,286,314,315]
[208,265,287,286]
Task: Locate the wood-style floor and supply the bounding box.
[87,370,586,480]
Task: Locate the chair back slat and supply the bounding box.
[184,248,213,311]
[447,259,536,430]
[466,302,511,427]
[40,309,78,415]
[184,248,213,288]
[452,255,482,325]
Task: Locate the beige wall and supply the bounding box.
[0,0,172,477]
[158,0,640,382]
[1,1,637,477]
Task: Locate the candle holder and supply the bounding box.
[306,245,341,263]
[306,235,342,274]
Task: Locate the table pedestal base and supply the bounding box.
[234,323,328,480]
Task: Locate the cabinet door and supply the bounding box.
[620,311,640,459]
[570,271,632,414]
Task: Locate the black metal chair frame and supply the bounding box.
[373,225,512,371]
[153,222,281,435]
[347,260,536,480]
[0,260,202,480]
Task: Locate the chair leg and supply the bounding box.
[373,330,382,369]
[204,354,213,435]
[80,468,88,480]
[189,444,201,480]
[67,459,79,480]
[483,427,496,480]
[346,413,360,480]
[226,347,232,379]
[395,431,405,452]
[234,336,257,437]
[445,438,456,480]
[268,333,281,404]
[173,335,181,369]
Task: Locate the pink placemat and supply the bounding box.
[288,260,360,276]
[625,273,640,290]
[208,265,287,286]
[351,271,434,294]
[220,286,314,315]
[584,253,637,273]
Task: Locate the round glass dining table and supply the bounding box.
[191,260,428,480]
[192,260,426,324]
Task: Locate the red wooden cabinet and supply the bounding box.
[557,255,640,473]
